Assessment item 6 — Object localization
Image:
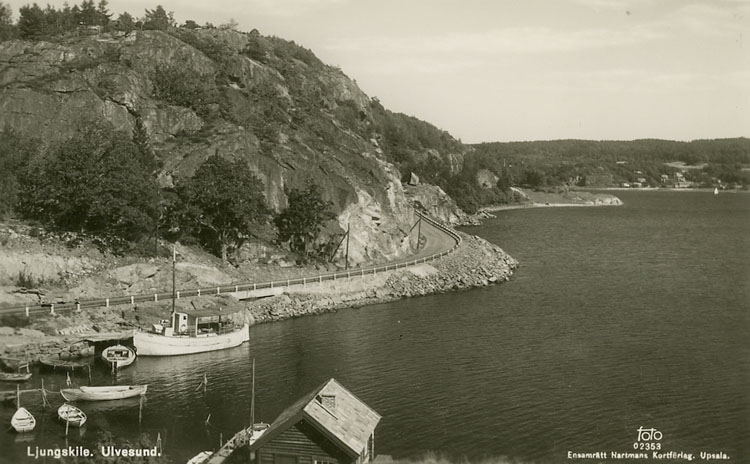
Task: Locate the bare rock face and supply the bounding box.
[0,31,213,143]
[0,29,459,265]
[476,169,499,189]
[404,183,467,225]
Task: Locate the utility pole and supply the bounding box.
[416,217,422,250]
[345,223,350,270]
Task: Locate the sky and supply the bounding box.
[4,0,749,143]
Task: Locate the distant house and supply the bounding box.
[245,379,381,464]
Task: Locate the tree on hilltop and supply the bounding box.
[142,5,174,31]
[0,2,16,41]
[113,12,135,32]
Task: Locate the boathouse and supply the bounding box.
[245,378,380,464]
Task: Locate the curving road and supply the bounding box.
[0,214,460,315]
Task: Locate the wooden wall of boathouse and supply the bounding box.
[255,420,352,464]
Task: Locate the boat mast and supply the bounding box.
[171,245,176,317]
[250,357,255,427]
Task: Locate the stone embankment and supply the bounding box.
[0,232,517,365]
[244,232,518,324]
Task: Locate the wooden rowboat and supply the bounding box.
[11,407,36,432]
[58,403,87,427]
[60,385,147,402]
[101,345,136,369]
[0,372,32,382]
[0,357,31,372]
[39,357,92,371]
[187,451,213,464]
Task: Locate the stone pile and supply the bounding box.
[244,232,518,324]
[386,234,517,297]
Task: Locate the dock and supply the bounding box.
[200,424,268,464]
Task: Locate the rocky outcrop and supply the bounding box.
[404,183,474,225]
[0,29,440,265]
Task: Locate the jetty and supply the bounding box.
[203,424,268,464]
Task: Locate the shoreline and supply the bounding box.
[0,232,518,363]
[483,202,614,212]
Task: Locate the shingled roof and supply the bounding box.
[248,378,381,457]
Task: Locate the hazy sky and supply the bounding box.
[5,0,749,142]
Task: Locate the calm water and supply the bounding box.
[2,190,748,463]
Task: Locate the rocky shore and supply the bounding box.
[0,232,517,365]
[245,232,517,323]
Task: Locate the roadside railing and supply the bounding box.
[0,212,461,316]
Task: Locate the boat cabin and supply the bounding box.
[153,310,238,337]
[242,378,381,464]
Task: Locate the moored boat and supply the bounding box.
[39,357,93,371]
[60,384,147,401]
[0,357,31,372]
[11,407,36,432]
[135,248,249,356]
[0,372,32,382]
[101,344,136,369]
[134,310,249,356]
[187,451,213,464]
[200,358,267,464]
[58,403,87,426]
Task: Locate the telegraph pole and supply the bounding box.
[345,223,350,269]
[416,217,422,250]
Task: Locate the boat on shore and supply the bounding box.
[11,407,35,432]
[60,385,147,402]
[133,310,249,356]
[0,372,32,382]
[58,403,87,427]
[101,344,136,369]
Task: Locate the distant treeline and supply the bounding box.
[470,138,750,191]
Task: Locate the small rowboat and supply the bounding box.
[0,372,32,382]
[0,357,31,372]
[11,407,36,432]
[101,345,136,369]
[39,357,92,371]
[58,403,87,427]
[60,385,148,402]
[187,451,213,464]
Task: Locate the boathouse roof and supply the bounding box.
[248,378,381,457]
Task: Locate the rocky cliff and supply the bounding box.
[0,28,465,264]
